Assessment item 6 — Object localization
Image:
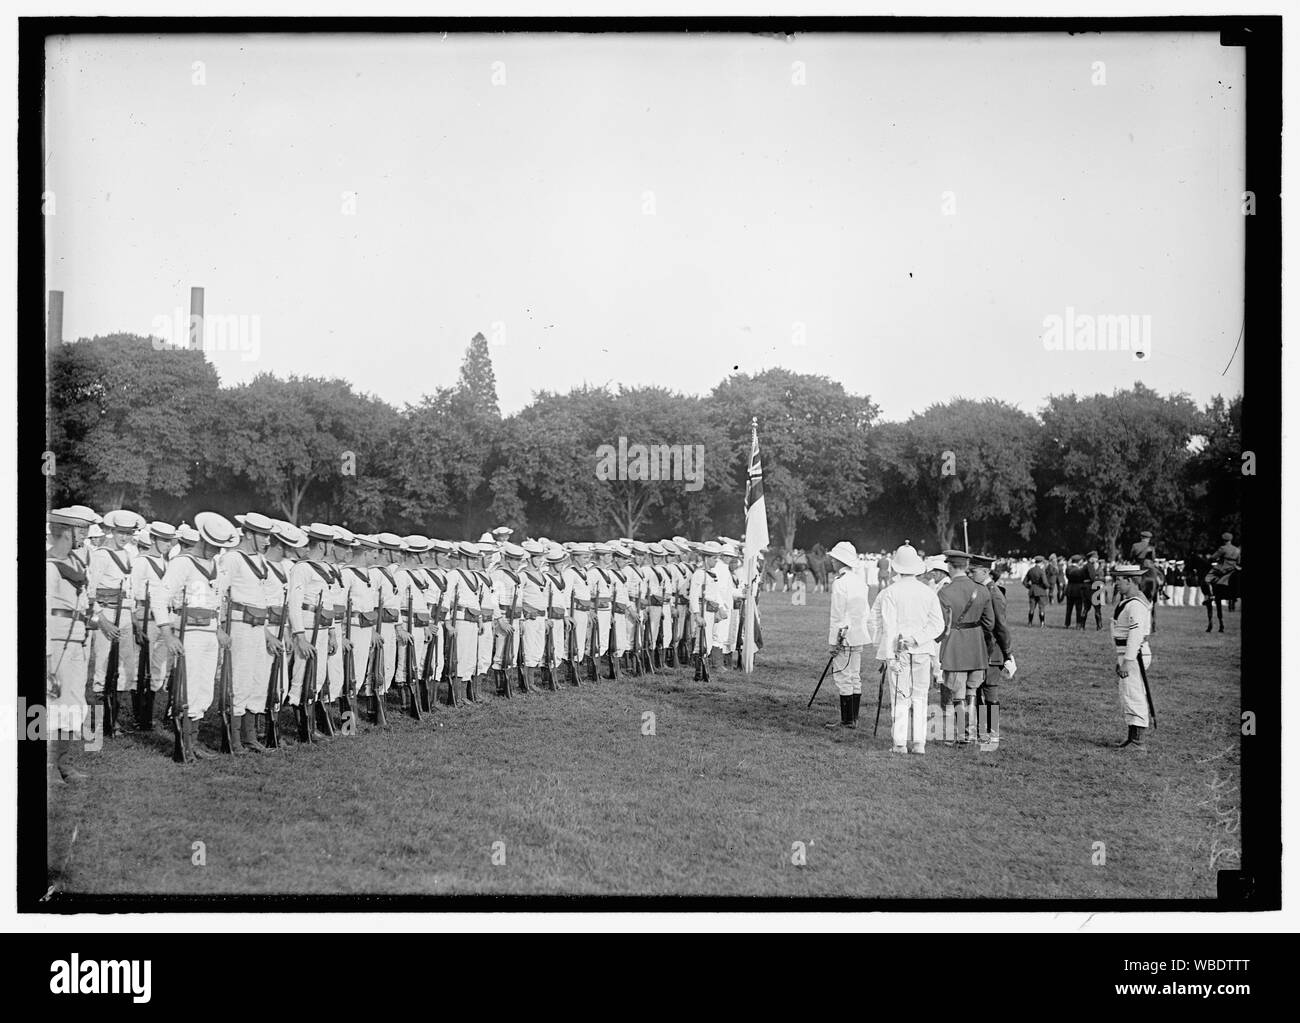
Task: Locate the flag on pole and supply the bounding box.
[743,417,769,557]
[741,418,768,672]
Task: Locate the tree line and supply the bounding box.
[46,332,1243,559]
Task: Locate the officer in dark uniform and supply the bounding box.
[970,554,1013,748]
[1129,531,1155,563]
[937,550,995,746]
[1064,555,1089,630]
[1085,551,1106,630]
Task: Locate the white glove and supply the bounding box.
[1002,656,1017,679]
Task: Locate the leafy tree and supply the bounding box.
[709,369,879,551]
[869,399,1040,551]
[1037,384,1202,560]
[48,334,224,514]
[214,374,394,525]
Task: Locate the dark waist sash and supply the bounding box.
[613,602,631,615]
[573,598,594,612]
[460,608,483,623]
[50,608,87,622]
[547,607,567,620]
[595,598,612,610]
[522,606,545,620]
[649,595,665,606]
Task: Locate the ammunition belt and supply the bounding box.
[268,607,286,626]
[230,601,270,626]
[704,600,722,614]
[499,605,519,620]
[595,598,612,610]
[613,602,631,615]
[380,608,399,624]
[547,608,567,620]
[460,608,483,623]
[50,608,88,622]
[95,587,131,606]
[649,595,665,606]
[522,606,545,620]
[351,611,378,628]
[573,598,594,612]
[301,603,335,625]
[177,608,218,627]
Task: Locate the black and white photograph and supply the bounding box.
[16,7,1285,947]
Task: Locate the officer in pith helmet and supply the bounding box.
[825,541,870,732]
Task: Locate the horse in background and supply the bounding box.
[1186,552,1240,633]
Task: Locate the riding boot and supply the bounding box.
[1114,725,1136,748]
[130,689,142,725]
[825,695,851,730]
[851,692,861,725]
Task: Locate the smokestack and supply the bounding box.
[47,290,63,346]
[189,286,205,349]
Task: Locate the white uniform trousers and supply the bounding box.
[830,645,862,697]
[570,610,591,661]
[726,605,741,653]
[889,653,931,751]
[138,622,171,693]
[287,628,329,707]
[545,617,567,668]
[594,608,614,655]
[348,625,374,695]
[711,612,731,653]
[230,620,272,715]
[1117,652,1154,727]
[394,627,428,687]
[47,623,90,736]
[180,627,220,721]
[520,615,546,667]
[647,605,664,648]
[91,619,138,693]
[452,620,479,682]
[475,621,494,675]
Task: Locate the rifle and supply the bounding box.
[401,588,422,720]
[102,582,125,738]
[298,592,323,743]
[695,619,710,683]
[264,591,289,749]
[340,590,357,728]
[627,590,642,678]
[216,594,235,753]
[444,585,461,707]
[1136,650,1157,731]
[168,592,191,764]
[418,602,436,713]
[542,580,559,691]
[608,601,619,680]
[366,588,389,726]
[135,581,152,727]
[567,589,580,687]
[499,576,517,699]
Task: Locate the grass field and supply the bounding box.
[46,586,1241,899]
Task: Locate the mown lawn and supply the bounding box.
[46,586,1241,899]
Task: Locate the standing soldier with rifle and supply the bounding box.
[473,541,500,698]
[340,531,381,724]
[286,524,341,742]
[395,536,433,711]
[516,540,550,693]
[219,512,281,754]
[588,543,617,679]
[423,540,453,704]
[46,507,100,784]
[612,543,638,674]
[368,533,405,706]
[1110,564,1156,752]
[543,544,570,688]
[645,543,670,669]
[491,543,526,696]
[87,509,145,736]
[130,521,176,731]
[688,541,728,680]
[263,521,305,740]
[446,541,485,703]
[152,512,240,760]
[565,543,595,683]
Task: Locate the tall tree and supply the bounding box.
[1037,384,1202,560]
[48,334,224,514]
[709,369,878,551]
[870,399,1040,551]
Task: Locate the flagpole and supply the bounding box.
[742,416,760,673]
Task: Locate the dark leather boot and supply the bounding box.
[139,690,156,732]
[189,718,218,760]
[850,693,861,726]
[228,714,246,755]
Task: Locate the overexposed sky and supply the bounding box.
[43,31,1246,418]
